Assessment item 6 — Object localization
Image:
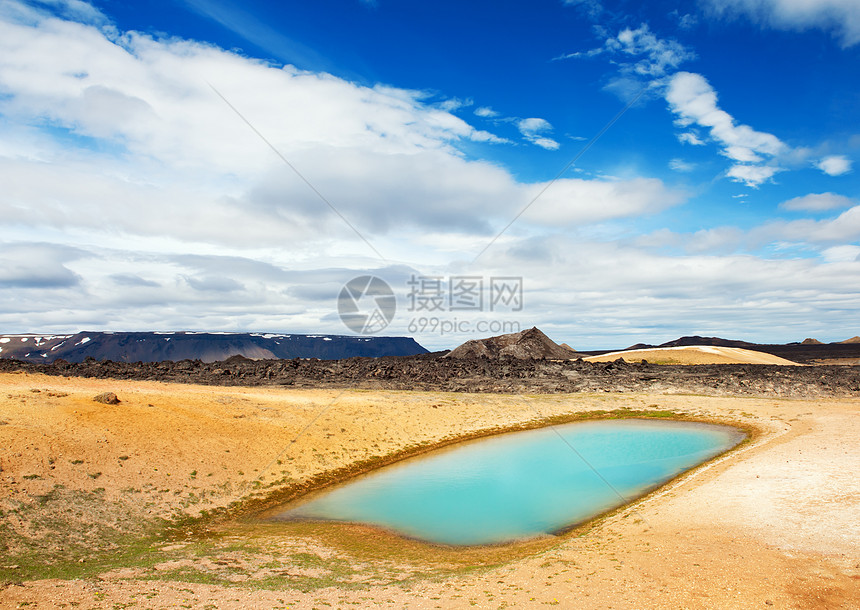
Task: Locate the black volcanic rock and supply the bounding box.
[0,331,428,363]
[659,336,758,348]
[445,327,577,360]
[625,336,759,350]
[2,353,859,399]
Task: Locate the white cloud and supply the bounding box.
[0,0,708,342]
[821,245,860,263]
[479,236,860,349]
[518,117,552,134]
[678,131,705,146]
[780,192,857,211]
[726,164,781,186]
[762,204,860,243]
[521,177,687,225]
[677,13,699,30]
[703,0,860,47]
[816,155,853,176]
[562,0,603,18]
[517,117,560,149]
[530,137,560,151]
[0,243,85,288]
[666,72,787,186]
[557,23,694,81]
[437,97,473,112]
[669,158,696,172]
[25,0,107,25]
[7,1,859,349]
[474,106,498,118]
[606,24,696,77]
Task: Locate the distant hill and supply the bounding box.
[585,346,800,366]
[598,335,860,365]
[0,332,428,363]
[627,336,758,350]
[446,327,577,360]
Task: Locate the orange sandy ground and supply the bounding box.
[1,371,858,609]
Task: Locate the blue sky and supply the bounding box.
[0,0,858,349]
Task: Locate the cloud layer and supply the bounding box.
[704,0,860,47]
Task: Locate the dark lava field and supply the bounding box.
[3,354,859,399]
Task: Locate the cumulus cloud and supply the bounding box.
[703,0,860,47]
[480,235,860,349]
[567,24,836,190]
[517,118,560,150]
[1,0,711,342]
[821,245,860,263]
[816,155,853,176]
[763,204,860,243]
[666,72,787,186]
[780,192,857,211]
[726,164,781,186]
[474,106,498,118]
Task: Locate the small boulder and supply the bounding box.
[93,392,120,405]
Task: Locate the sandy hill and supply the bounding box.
[585,345,801,366]
[446,327,577,359]
[801,338,824,345]
[840,336,860,344]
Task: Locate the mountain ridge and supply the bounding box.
[0,331,427,363]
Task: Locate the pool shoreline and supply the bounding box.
[241,410,756,554]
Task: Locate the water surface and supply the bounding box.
[275,419,743,545]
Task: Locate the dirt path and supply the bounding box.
[1,373,858,608]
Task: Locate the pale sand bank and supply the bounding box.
[585,345,802,365]
[1,372,858,608]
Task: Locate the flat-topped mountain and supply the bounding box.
[0,331,428,363]
[627,336,758,350]
[445,327,577,360]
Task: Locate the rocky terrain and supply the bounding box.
[2,353,859,398]
[445,326,578,359]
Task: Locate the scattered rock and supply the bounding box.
[92,392,120,405]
